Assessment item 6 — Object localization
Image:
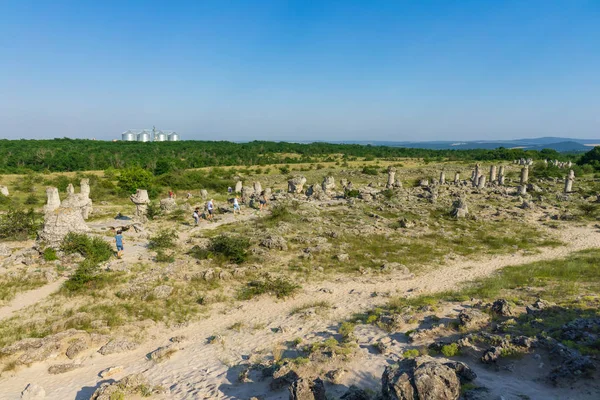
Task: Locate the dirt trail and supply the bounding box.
[0,278,67,321]
[1,224,598,399]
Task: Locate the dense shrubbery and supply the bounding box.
[0,208,40,240]
[189,234,251,263]
[61,233,114,293]
[60,233,113,263]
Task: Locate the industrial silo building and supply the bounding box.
[122,130,137,141]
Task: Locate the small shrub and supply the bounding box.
[345,189,360,199]
[148,229,178,250]
[441,343,460,357]
[208,235,251,263]
[0,208,40,240]
[362,166,379,175]
[402,349,420,359]
[155,249,175,263]
[146,202,161,220]
[238,276,300,300]
[279,166,290,175]
[24,194,39,205]
[339,322,355,341]
[61,233,112,263]
[43,247,58,261]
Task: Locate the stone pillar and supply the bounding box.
[200,189,208,199]
[498,166,505,186]
[0,186,8,196]
[520,167,529,185]
[472,164,481,187]
[322,176,335,192]
[44,187,61,214]
[130,189,150,220]
[234,181,243,193]
[80,179,90,197]
[454,172,460,185]
[439,171,446,185]
[66,184,75,196]
[564,170,574,193]
[518,185,527,196]
[477,175,486,189]
[490,165,497,183]
[253,182,262,195]
[386,167,396,188]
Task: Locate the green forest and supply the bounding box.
[0,138,575,174]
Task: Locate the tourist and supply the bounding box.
[233,196,240,215]
[227,186,233,193]
[193,207,200,225]
[207,199,214,220]
[168,190,174,199]
[259,194,268,211]
[115,230,124,259]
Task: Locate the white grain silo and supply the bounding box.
[122,130,137,141]
[155,131,167,141]
[168,132,180,141]
[138,131,151,142]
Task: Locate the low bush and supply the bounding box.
[362,166,379,175]
[148,229,178,250]
[43,247,58,261]
[344,189,360,199]
[209,234,250,263]
[155,249,175,263]
[441,343,460,357]
[0,208,40,240]
[238,276,300,300]
[61,233,112,263]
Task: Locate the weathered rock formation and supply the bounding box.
[564,169,574,193]
[61,179,93,220]
[498,166,505,186]
[253,182,262,195]
[130,189,150,221]
[387,167,396,189]
[159,198,177,212]
[200,189,208,199]
[234,181,243,193]
[288,176,307,194]
[0,185,8,196]
[322,176,336,193]
[382,357,463,400]
[40,187,90,246]
[439,171,445,185]
[520,166,529,185]
[454,172,460,185]
[450,196,468,219]
[477,175,486,189]
[489,165,497,183]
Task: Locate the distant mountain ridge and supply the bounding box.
[316,137,600,152]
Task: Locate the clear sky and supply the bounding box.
[1,0,599,141]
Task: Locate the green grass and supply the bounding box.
[0,273,47,305]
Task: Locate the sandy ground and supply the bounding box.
[0,220,598,399]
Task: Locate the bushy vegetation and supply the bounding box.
[148,229,178,250]
[238,276,300,300]
[190,234,251,263]
[0,208,40,240]
[43,247,58,261]
[61,233,114,293]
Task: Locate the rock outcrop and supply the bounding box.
[382,357,461,400]
[40,187,90,246]
[288,176,307,194]
[130,189,150,221]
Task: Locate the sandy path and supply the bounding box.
[0,277,67,321]
[1,224,598,399]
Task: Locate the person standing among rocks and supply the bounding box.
[259,193,268,212]
[193,207,200,225]
[233,196,240,215]
[115,230,124,259]
[207,199,214,221]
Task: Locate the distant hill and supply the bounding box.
[320,137,599,152]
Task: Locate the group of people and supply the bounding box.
[190,193,269,225]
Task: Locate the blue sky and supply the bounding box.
[1,0,599,141]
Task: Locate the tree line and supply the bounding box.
[0,138,576,174]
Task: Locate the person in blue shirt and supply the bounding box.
[115,230,124,259]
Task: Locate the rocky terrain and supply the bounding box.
[0,160,598,399]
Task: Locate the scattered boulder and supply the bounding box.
[159,198,177,212]
[490,299,514,317]
[270,366,300,390]
[65,338,88,359]
[152,285,173,299]
[526,298,553,314]
[148,345,177,362]
[443,361,477,383]
[99,366,124,378]
[382,356,460,400]
[48,362,82,375]
[98,339,137,355]
[21,383,45,400]
[289,377,327,400]
[0,185,9,196]
[450,197,468,219]
[458,309,490,329]
[288,176,307,194]
[260,235,288,251]
[340,385,370,400]
[39,187,90,246]
[480,346,502,364]
[91,373,158,400]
